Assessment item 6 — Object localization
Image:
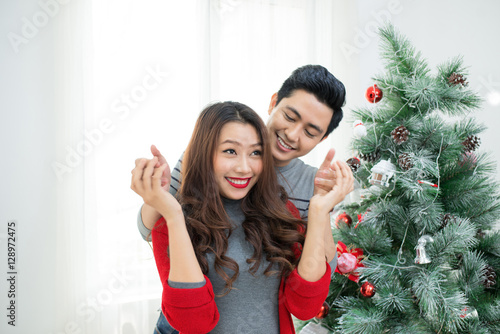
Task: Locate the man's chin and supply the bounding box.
[272,148,295,167]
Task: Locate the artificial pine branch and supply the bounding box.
[437,55,468,81]
[336,306,387,334]
[457,250,489,300]
[428,218,478,261]
[379,24,429,78]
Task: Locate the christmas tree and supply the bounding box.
[299,24,500,334]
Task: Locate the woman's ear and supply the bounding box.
[267,92,278,115]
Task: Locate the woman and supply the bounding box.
[131,102,352,333]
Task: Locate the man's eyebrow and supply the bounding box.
[221,139,262,147]
[285,106,324,133]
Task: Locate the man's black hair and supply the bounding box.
[276,65,346,138]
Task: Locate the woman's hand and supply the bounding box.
[131,157,182,221]
[313,148,337,195]
[150,144,171,190]
[310,159,354,215]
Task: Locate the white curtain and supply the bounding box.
[86,2,354,333]
[0,1,354,333]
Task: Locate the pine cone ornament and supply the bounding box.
[462,135,481,152]
[440,213,457,229]
[410,288,419,305]
[484,265,496,288]
[360,150,380,163]
[455,253,464,268]
[476,229,486,239]
[391,126,410,145]
[397,153,413,171]
[347,157,361,172]
[448,72,469,87]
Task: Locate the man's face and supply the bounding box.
[266,89,333,167]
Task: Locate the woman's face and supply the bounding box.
[213,122,263,200]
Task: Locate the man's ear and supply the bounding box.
[267,92,278,115]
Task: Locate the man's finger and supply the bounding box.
[319,148,336,170]
[151,144,167,167]
[151,144,160,156]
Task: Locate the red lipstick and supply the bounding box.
[225,177,251,188]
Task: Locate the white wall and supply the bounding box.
[0,0,59,332]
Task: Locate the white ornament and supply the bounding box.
[353,120,367,138]
[369,159,396,187]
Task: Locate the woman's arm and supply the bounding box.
[298,160,353,281]
[132,157,219,332]
[313,149,354,263]
[140,203,162,231]
[152,219,219,332]
[131,157,204,283]
[296,204,328,282]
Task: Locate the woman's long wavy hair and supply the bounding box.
[179,101,305,296]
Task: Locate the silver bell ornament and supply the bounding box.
[414,235,434,264]
[369,159,396,187]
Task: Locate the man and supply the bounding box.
[135,65,353,334]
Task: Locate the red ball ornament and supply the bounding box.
[315,301,330,319]
[360,281,376,298]
[335,212,352,228]
[365,84,383,103]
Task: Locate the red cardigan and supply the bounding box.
[151,202,331,334]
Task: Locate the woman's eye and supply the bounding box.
[223,149,236,154]
[251,150,262,156]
